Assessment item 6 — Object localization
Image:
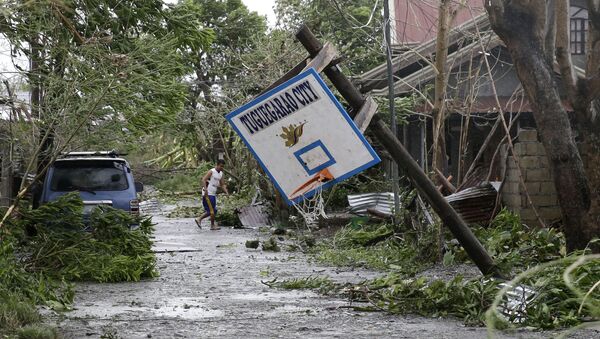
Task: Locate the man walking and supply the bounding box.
[195,159,229,230]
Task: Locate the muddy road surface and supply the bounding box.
[48,208,597,338]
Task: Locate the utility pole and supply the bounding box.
[295,25,500,278]
[384,0,400,219]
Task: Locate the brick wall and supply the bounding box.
[500,129,561,226]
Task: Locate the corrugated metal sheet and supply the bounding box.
[446,183,498,224]
[348,183,498,224]
[498,282,536,323]
[140,198,160,216]
[237,204,273,228]
[347,192,394,216]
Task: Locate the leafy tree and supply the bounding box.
[156,0,267,168]
[274,0,384,75]
[0,0,214,154]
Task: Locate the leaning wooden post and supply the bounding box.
[295,25,500,277]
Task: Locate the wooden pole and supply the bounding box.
[295,25,500,277]
[384,0,400,220]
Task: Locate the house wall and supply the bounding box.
[393,0,484,45]
[500,129,561,227]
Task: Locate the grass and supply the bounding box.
[17,325,59,339]
[0,295,40,330]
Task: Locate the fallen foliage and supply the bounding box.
[0,193,157,336]
[263,276,338,295]
[277,209,599,330]
[19,193,158,283]
[245,239,260,249]
[261,236,281,252]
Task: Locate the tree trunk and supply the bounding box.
[579,132,600,251]
[486,1,598,251]
[432,0,452,176]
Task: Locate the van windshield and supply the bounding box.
[50,160,129,192]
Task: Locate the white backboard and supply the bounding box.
[226,68,380,205]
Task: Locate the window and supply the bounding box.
[570,6,588,55]
[50,160,129,192]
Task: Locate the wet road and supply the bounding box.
[49,213,597,338]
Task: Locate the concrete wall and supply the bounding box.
[501,129,561,226]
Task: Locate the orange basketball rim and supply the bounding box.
[289,168,334,200]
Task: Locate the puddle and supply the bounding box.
[152,306,223,320]
[64,297,223,321]
[228,290,315,302]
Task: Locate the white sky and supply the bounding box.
[242,0,277,26]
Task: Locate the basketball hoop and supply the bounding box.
[289,168,332,228]
[291,184,328,229]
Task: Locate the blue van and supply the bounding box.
[40,151,143,223]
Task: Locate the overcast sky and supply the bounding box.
[242,0,276,26]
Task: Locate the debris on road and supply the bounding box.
[237,204,274,228]
[261,236,281,252]
[245,239,260,249]
[348,192,394,216]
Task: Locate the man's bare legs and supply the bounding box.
[195,212,219,230]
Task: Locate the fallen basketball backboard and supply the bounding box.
[226,68,380,205]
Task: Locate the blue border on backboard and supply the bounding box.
[226,68,381,205]
[293,140,337,176]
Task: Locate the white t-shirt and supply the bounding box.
[206,168,223,195]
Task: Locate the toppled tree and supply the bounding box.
[0,0,214,225]
[485,0,600,251]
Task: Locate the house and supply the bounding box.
[356,0,590,226]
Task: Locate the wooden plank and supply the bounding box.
[435,168,457,194]
[353,96,378,133]
[302,42,338,73]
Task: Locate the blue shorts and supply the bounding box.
[202,195,217,215]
